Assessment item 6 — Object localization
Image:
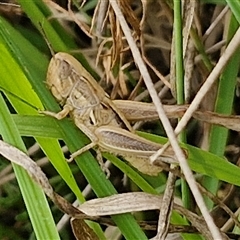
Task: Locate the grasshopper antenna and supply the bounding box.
[38,22,55,57]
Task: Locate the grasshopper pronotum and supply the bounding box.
[43,52,181,176]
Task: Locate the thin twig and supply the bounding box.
[109,1,223,239]
[175,26,240,135]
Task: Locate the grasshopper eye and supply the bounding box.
[59,60,72,79]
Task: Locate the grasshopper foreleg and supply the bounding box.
[40,104,73,120]
[69,140,110,178]
[68,142,96,162]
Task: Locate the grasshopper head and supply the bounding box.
[46,53,75,105]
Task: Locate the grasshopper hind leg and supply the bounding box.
[68,143,110,178]
[68,142,96,162]
[40,104,73,120]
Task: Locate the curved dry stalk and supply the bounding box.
[0,140,110,239]
[79,192,229,240]
[0,140,82,217]
[1,140,232,239]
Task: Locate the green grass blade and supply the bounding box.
[0,31,83,202]
[226,0,240,23]
[0,14,148,240]
[11,114,240,188]
[139,132,240,187]
[0,93,60,240]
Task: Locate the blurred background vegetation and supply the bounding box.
[0,0,240,239]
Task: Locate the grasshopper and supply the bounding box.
[44,52,240,175]
[43,52,180,176]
